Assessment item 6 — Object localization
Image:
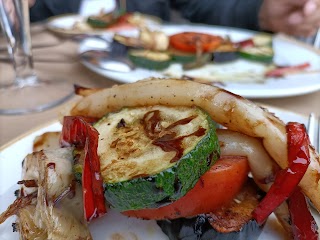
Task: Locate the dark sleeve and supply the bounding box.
[30,0,82,22]
[171,0,263,31]
[126,0,171,21]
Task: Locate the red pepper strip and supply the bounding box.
[265,62,310,78]
[288,187,318,240]
[82,142,96,221]
[75,116,99,124]
[252,122,310,225]
[234,38,255,48]
[60,116,106,221]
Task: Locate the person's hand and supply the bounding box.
[28,0,36,7]
[259,0,320,37]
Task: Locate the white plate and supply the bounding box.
[79,24,320,99]
[46,14,115,36]
[0,106,318,239]
[46,13,161,36]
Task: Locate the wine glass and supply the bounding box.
[0,0,74,115]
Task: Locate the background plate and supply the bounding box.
[79,24,320,99]
[46,12,161,36]
[47,14,115,36]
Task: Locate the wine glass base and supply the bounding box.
[0,78,74,115]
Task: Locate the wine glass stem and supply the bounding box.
[12,0,36,86]
[1,0,37,87]
[12,47,37,87]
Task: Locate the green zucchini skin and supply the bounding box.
[87,17,109,28]
[238,33,274,63]
[169,48,211,64]
[128,49,171,70]
[238,47,274,63]
[99,107,220,211]
[86,13,115,28]
[171,53,197,64]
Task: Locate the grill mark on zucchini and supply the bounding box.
[142,110,205,163]
[153,127,206,163]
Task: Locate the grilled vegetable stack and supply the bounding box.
[93,105,220,211]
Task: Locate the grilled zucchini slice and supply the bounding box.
[87,12,114,28]
[94,105,220,211]
[128,49,171,70]
[252,33,273,46]
[169,48,211,64]
[238,34,274,63]
[238,46,274,63]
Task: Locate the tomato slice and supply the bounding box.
[123,156,249,220]
[169,32,223,53]
[106,13,135,31]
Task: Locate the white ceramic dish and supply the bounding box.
[46,14,114,36]
[46,13,161,36]
[0,107,320,240]
[79,24,320,99]
[0,106,318,239]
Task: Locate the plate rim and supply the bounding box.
[46,12,163,36]
[0,119,60,151]
[46,13,107,36]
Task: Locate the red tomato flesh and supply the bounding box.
[123,156,249,220]
[169,32,223,53]
[106,13,135,32]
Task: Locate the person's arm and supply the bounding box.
[29,0,82,22]
[171,0,263,31]
[259,0,320,37]
[173,0,320,37]
[126,0,171,21]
